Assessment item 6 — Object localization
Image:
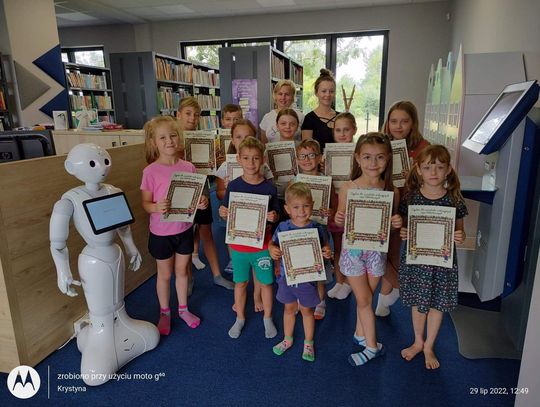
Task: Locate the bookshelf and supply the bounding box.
[0,54,14,131]
[219,45,303,126]
[110,52,221,129]
[64,62,115,128]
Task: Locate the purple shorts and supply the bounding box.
[276,278,320,308]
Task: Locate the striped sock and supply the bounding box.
[348,343,384,366]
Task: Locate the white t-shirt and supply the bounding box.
[215,161,274,180]
[259,108,305,143]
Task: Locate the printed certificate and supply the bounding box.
[391,139,410,188]
[344,189,394,252]
[226,154,243,181]
[323,142,355,191]
[266,141,298,178]
[218,128,232,158]
[406,205,456,268]
[162,172,207,223]
[278,228,326,285]
[295,174,332,225]
[226,192,269,248]
[183,130,217,174]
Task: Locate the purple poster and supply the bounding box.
[232,79,258,127]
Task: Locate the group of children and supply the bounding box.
[139,77,468,369]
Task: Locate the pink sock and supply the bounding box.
[178,305,200,328]
[158,308,171,335]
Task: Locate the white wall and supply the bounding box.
[58,1,453,122]
[450,0,540,82]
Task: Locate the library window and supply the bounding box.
[180,31,388,128]
[61,47,105,67]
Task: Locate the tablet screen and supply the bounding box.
[83,192,134,235]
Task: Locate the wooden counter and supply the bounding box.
[0,143,154,372]
[52,129,145,155]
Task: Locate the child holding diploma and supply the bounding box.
[215,119,268,312]
[176,97,233,291]
[219,137,280,339]
[398,145,467,370]
[326,112,357,301]
[293,139,333,319]
[140,116,208,334]
[376,100,431,316]
[268,183,333,361]
[334,132,402,366]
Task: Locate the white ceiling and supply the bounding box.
[55,0,446,27]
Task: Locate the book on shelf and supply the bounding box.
[157,86,191,113]
[193,68,220,87]
[70,94,112,110]
[67,71,108,89]
[291,64,303,86]
[271,53,285,79]
[194,94,221,111]
[0,89,5,110]
[199,115,219,130]
[155,57,193,83]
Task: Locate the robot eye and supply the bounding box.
[89,160,96,167]
[104,158,110,166]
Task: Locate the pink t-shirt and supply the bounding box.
[141,159,197,236]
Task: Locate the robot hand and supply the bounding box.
[128,250,142,272]
[58,270,82,297]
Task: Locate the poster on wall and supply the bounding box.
[232,79,258,126]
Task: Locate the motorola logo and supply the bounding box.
[6,365,41,399]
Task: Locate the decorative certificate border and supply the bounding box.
[325,151,353,181]
[392,145,409,182]
[165,180,203,216]
[345,199,391,245]
[408,216,453,260]
[227,202,267,242]
[267,147,297,177]
[307,183,330,218]
[185,138,216,170]
[226,161,242,180]
[281,238,325,282]
[218,134,231,158]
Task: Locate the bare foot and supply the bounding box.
[254,301,264,312]
[401,342,424,361]
[423,347,440,369]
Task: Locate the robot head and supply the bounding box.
[65,143,112,184]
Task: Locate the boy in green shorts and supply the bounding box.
[219,137,280,339]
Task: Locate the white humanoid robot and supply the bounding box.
[49,143,159,386]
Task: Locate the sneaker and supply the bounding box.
[375,293,390,317]
[327,283,343,298]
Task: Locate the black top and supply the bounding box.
[301,110,339,150]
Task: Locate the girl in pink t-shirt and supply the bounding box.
[140,116,208,335]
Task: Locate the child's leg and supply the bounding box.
[401,306,427,361]
[260,284,277,338]
[423,308,443,369]
[329,232,351,299]
[253,272,263,312]
[175,253,200,328]
[314,282,326,319]
[228,281,248,339]
[192,225,206,269]
[299,305,315,362]
[348,275,379,348]
[273,302,296,356]
[198,223,234,289]
[156,257,174,335]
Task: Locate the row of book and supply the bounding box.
[157,86,191,112]
[155,57,220,88]
[195,94,221,111]
[0,89,6,110]
[155,57,193,83]
[67,71,108,89]
[290,64,303,86]
[70,94,113,110]
[193,68,220,88]
[199,115,219,130]
[271,53,286,79]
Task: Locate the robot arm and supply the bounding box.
[117,225,142,271]
[49,198,81,296]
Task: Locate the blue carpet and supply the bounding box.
[0,200,522,406]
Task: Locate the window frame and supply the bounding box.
[61,45,106,67]
[180,30,389,127]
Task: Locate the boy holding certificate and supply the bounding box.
[219,137,280,339]
[268,183,333,362]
